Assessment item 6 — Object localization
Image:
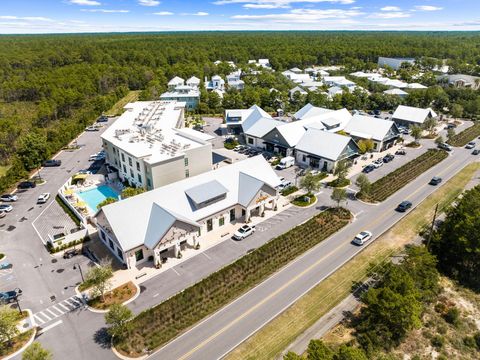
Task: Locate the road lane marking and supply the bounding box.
[52,305,64,314]
[46,309,58,318]
[39,311,51,321]
[59,303,70,311]
[37,320,63,335]
[33,315,45,325]
[154,154,471,360]
[171,267,181,276]
[202,252,211,260]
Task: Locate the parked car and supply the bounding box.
[445,123,457,129]
[278,180,293,191]
[0,262,11,270]
[372,159,383,168]
[396,201,412,212]
[373,109,381,115]
[43,159,61,167]
[362,164,375,173]
[89,151,106,161]
[395,149,406,155]
[63,249,79,259]
[97,115,109,123]
[232,224,256,240]
[429,176,442,186]
[438,143,452,152]
[0,204,13,212]
[383,154,395,163]
[0,290,18,304]
[353,231,373,246]
[0,211,6,219]
[472,149,480,155]
[85,126,99,132]
[37,193,50,204]
[465,141,476,149]
[276,156,295,170]
[0,194,18,202]
[18,181,36,189]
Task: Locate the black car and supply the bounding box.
[396,201,412,212]
[429,177,442,186]
[362,164,375,173]
[18,181,36,189]
[472,149,480,155]
[63,249,79,259]
[43,159,61,167]
[395,149,406,155]
[373,109,381,115]
[383,154,395,163]
[445,123,457,129]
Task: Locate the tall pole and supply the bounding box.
[426,203,439,251]
[74,263,85,282]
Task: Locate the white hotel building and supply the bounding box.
[101,100,213,191]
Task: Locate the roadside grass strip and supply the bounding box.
[447,122,480,147]
[358,149,448,203]
[115,208,352,357]
[104,90,141,117]
[226,162,480,360]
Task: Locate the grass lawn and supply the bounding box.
[327,178,350,188]
[0,165,11,177]
[226,162,480,360]
[292,193,316,207]
[0,253,4,260]
[88,282,137,310]
[104,90,141,117]
[0,329,34,358]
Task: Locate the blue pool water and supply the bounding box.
[77,185,120,212]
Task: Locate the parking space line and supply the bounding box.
[33,315,45,325]
[52,305,64,314]
[46,309,59,318]
[39,311,52,321]
[59,303,71,311]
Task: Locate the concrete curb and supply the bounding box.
[291,195,318,209]
[3,313,36,360]
[80,282,141,314]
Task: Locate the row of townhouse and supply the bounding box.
[226,103,437,173]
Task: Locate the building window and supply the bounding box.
[136,161,140,171]
[121,153,125,162]
[117,248,123,260]
[130,169,134,178]
[230,208,235,222]
[122,165,126,173]
[128,157,132,167]
[207,219,213,232]
[135,249,144,261]
[242,209,246,217]
[198,228,201,237]
[109,239,114,250]
[302,155,306,162]
[219,217,225,226]
[248,137,254,145]
[184,158,189,166]
[100,230,106,242]
[185,169,190,178]
[147,178,152,188]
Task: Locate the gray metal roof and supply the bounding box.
[185,180,229,205]
[244,117,283,138]
[295,129,355,161]
[238,172,264,207]
[344,114,397,141]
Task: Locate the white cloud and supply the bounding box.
[0,15,54,21]
[67,0,101,5]
[138,0,161,6]
[181,12,209,16]
[153,11,174,15]
[81,9,129,13]
[369,11,410,19]
[381,6,400,11]
[414,5,443,11]
[214,0,355,6]
[232,8,363,22]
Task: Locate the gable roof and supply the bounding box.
[168,76,184,86]
[384,88,408,96]
[98,156,280,252]
[294,103,332,120]
[244,117,283,138]
[185,180,229,206]
[392,105,437,124]
[344,115,398,141]
[295,129,356,161]
[238,172,265,207]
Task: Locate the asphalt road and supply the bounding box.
[148,144,477,360]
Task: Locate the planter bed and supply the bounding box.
[0,329,34,358]
[447,122,480,147]
[358,149,448,203]
[114,207,352,357]
[87,281,137,310]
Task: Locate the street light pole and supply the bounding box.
[73,263,85,283]
[14,288,22,314]
[426,203,439,251]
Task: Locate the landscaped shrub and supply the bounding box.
[357,149,448,203]
[115,207,352,356]
[281,185,298,196]
[447,122,480,147]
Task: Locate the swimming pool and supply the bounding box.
[76,185,120,212]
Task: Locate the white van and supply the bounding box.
[276,156,295,170]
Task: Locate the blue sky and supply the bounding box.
[0,0,479,33]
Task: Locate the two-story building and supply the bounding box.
[161,76,200,110]
[95,155,280,269]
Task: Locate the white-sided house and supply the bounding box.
[95,156,280,269]
[289,86,308,99]
[378,57,415,70]
[295,129,359,173]
[227,70,244,90]
[186,76,201,88]
[383,88,408,98]
[392,105,437,128]
[205,75,225,92]
[225,105,272,134]
[244,117,284,149]
[343,114,400,152]
[293,103,332,120]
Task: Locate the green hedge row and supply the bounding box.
[447,122,480,147]
[116,207,352,356]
